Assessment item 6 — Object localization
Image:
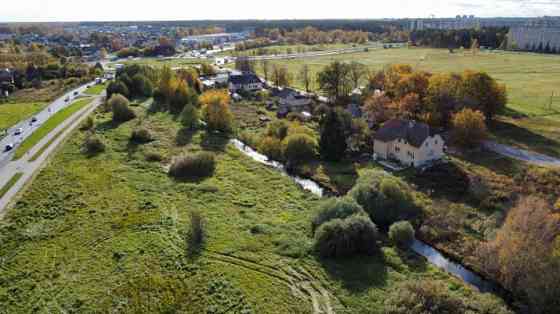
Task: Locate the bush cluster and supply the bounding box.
[109,94,136,123]
[169,152,216,179]
[83,135,105,155]
[349,170,421,228]
[312,197,379,258]
[314,215,378,258]
[130,128,152,143]
[388,221,415,247]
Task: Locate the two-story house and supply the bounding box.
[228,72,263,92]
[373,119,445,168]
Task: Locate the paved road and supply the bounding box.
[0,95,104,218]
[483,140,560,167]
[0,82,97,170]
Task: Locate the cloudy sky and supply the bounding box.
[1,0,559,22]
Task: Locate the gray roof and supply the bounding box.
[229,72,261,85]
[374,119,435,148]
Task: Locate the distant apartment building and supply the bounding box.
[180,32,248,47]
[409,16,528,31]
[508,18,560,52]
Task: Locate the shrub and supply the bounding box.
[282,133,317,165]
[80,116,94,131]
[169,152,216,179]
[130,128,152,143]
[131,74,153,98]
[258,136,283,161]
[314,215,378,258]
[384,280,466,314]
[107,80,129,99]
[201,90,233,132]
[144,150,163,162]
[186,211,205,257]
[265,120,290,140]
[312,197,366,232]
[109,94,136,122]
[388,221,415,247]
[349,170,421,228]
[180,103,199,130]
[83,135,105,155]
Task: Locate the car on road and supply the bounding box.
[14,128,23,136]
[31,117,38,123]
[4,143,14,152]
[73,91,79,96]
[65,97,70,102]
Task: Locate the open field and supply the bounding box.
[0,105,509,313]
[13,97,93,160]
[0,102,45,132]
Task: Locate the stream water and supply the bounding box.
[231,139,496,293]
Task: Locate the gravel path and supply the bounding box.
[483,140,560,167]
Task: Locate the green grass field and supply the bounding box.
[0,102,45,132]
[84,83,107,95]
[218,43,372,57]
[13,97,93,160]
[0,172,23,199]
[0,106,509,313]
[108,57,209,69]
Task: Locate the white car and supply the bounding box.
[14,128,23,136]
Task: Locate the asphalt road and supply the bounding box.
[0,95,104,217]
[0,82,96,170]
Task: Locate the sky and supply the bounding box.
[1,0,560,22]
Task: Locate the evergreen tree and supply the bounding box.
[319,108,347,161]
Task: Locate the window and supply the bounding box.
[435,140,438,145]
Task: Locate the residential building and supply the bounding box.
[228,72,263,92]
[373,119,444,167]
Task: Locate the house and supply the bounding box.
[373,119,445,168]
[0,69,13,85]
[273,88,313,118]
[228,72,263,92]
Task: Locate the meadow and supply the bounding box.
[0,105,509,313]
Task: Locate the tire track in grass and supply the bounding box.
[205,250,344,314]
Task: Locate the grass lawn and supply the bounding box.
[0,102,45,132]
[217,43,372,57]
[85,83,107,95]
[12,97,93,160]
[0,172,23,199]
[0,105,509,313]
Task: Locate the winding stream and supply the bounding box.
[231,138,497,293]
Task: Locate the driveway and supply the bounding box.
[0,96,104,218]
[483,140,560,167]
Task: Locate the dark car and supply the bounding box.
[73,91,79,96]
[4,143,14,152]
[31,117,38,123]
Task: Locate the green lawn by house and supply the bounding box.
[12,97,93,160]
[85,83,107,95]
